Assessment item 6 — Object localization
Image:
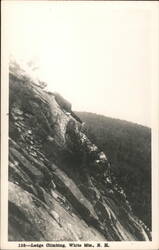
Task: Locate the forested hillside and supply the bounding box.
[76,112,151,229]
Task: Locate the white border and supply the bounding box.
[1,1,159,249]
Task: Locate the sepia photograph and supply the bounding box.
[1,1,159,249]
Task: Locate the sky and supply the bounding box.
[3,1,158,127]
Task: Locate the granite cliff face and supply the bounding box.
[8,66,151,241]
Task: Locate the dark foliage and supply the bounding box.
[76,112,151,229]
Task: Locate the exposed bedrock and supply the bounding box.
[8,68,151,241]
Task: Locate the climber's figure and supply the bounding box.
[66,119,77,135]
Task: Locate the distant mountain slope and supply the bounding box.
[76,112,151,229]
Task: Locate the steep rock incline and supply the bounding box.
[8,69,151,241]
[76,111,151,229]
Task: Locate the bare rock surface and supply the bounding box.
[8,67,151,241]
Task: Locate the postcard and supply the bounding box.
[1,1,159,250]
